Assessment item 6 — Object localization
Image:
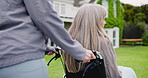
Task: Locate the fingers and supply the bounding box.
[53,50,58,54]
[47,52,54,55]
[47,50,58,55]
[82,50,96,63]
[91,52,96,59]
[82,57,90,63]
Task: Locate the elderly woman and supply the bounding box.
[62,4,121,78]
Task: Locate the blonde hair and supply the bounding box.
[62,4,108,72]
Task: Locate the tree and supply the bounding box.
[122,4,148,45]
[141,5,148,24]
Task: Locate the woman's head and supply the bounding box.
[69,4,109,50]
[74,4,107,29]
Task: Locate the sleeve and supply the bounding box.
[23,0,86,61]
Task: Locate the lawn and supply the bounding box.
[115,46,148,78]
[45,46,148,78]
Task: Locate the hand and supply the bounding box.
[82,50,96,63]
[47,50,58,55]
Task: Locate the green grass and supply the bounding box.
[115,46,148,78]
[45,46,148,78]
[45,55,65,78]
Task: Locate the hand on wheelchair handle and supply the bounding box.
[47,50,58,55]
[82,50,96,63]
[46,47,61,55]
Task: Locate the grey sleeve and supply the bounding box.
[23,0,86,61]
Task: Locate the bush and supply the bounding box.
[137,22,148,45]
[143,33,148,45]
[105,18,121,28]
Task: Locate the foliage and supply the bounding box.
[137,22,147,32]
[135,13,146,23]
[142,24,148,45]
[108,0,114,18]
[97,0,102,5]
[122,4,147,25]
[122,4,148,45]
[141,5,148,24]
[116,0,124,43]
[64,22,71,30]
[142,33,148,45]
[104,0,124,43]
[123,22,146,38]
[116,0,124,19]
[105,18,121,28]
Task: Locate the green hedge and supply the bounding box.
[97,0,102,5]
[105,18,121,28]
[108,0,114,18]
